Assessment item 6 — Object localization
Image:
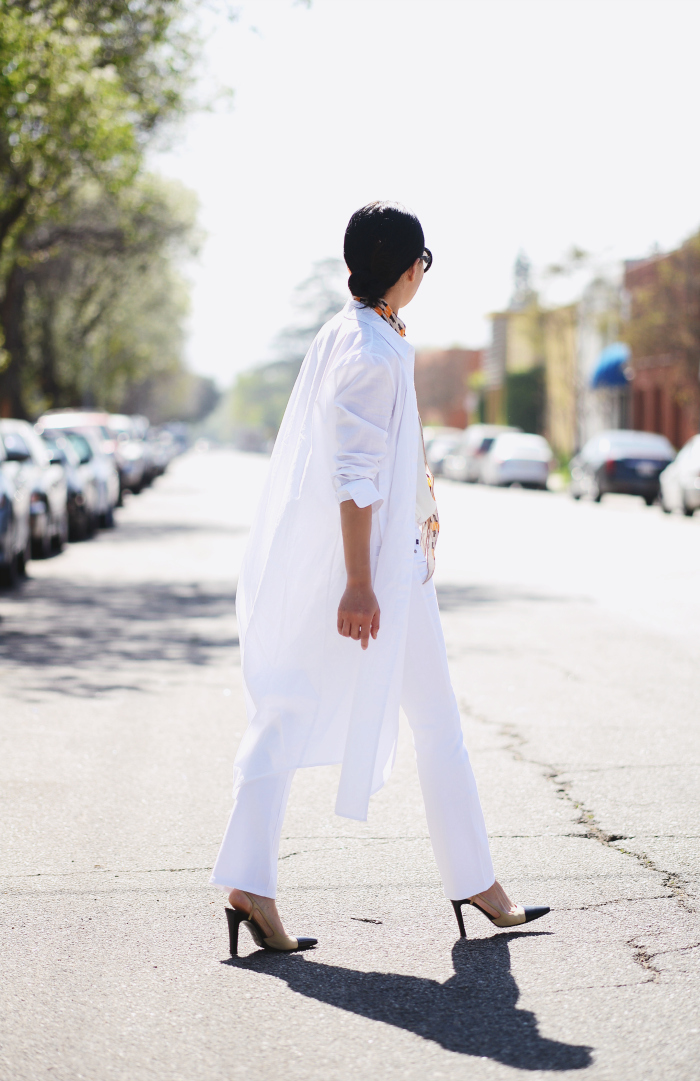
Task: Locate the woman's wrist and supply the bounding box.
[346,574,372,589]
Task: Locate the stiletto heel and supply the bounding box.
[452,899,467,938]
[225,893,318,955]
[225,907,249,956]
[451,896,550,933]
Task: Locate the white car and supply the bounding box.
[481,432,553,489]
[0,418,68,557]
[423,427,463,476]
[659,434,700,516]
[442,424,520,483]
[37,414,120,528]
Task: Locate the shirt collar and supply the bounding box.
[353,297,406,338]
[346,299,414,359]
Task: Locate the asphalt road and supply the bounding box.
[1,449,698,1081]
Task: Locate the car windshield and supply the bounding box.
[602,433,674,458]
[2,431,31,459]
[42,438,63,461]
[494,434,551,460]
[64,433,92,463]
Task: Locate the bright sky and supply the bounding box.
[155,0,700,386]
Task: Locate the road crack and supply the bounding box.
[459,698,698,983]
[626,941,661,983]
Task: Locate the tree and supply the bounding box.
[624,230,700,385]
[0,0,194,415]
[227,258,346,438]
[20,174,199,415]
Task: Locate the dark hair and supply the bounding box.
[344,201,425,308]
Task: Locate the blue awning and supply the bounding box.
[591,343,631,388]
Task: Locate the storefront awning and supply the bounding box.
[591,343,631,388]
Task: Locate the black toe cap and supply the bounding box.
[523,906,550,923]
[294,936,318,950]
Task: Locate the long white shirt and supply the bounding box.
[234,299,420,821]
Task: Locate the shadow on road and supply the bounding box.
[224,932,593,1071]
[85,521,248,544]
[0,577,237,698]
[436,584,589,611]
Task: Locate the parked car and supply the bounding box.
[0,437,31,586]
[443,424,520,483]
[423,427,464,476]
[146,425,176,479]
[0,419,68,557]
[570,430,676,505]
[481,431,553,489]
[36,414,120,527]
[659,434,700,516]
[107,413,146,498]
[42,435,100,539]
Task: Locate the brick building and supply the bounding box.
[414,347,484,428]
[624,255,700,448]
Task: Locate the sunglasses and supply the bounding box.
[420,248,433,272]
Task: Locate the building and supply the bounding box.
[544,304,577,459]
[414,347,484,428]
[623,254,700,448]
[576,275,627,446]
[485,300,578,459]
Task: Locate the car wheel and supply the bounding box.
[644,494,656,507]
[18,535,31,576]
[52,512,68,552]
[682,497,696,517]
[591,480,602,503]
[99,506,115,529]
[0,553,20,589]
[660,497,672,513]
[31,524,52,559]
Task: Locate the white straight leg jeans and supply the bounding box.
[210,540,495,901]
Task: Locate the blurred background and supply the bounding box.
[4,8,700,1071]
[2,0,700,582]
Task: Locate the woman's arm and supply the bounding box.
[337,500,380,650]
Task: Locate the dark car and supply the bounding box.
[570,430,676,505]
[42,435,100,540]
[0,419,68,557]
[0,437,31,587]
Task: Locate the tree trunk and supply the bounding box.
[0,263,28,419]
[39,295,61,408]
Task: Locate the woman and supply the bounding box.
[211,202,549,954]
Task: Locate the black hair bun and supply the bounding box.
[344,202,424,308]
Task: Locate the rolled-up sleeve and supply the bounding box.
[332,352,396,509]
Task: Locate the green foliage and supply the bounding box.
[0,0,197,418]
[124,368,219,426]
[227,258,346,439]
[624,231,700,380]
[21,174,199,416]
[229,359,301,435]
[505,366,545,434]
[0,0,193,241]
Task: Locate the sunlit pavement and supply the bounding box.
[1,449,698,1081]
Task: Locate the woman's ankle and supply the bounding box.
[228,888,252,911]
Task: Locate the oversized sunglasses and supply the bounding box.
[420,248,433,272]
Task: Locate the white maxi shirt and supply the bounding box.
[234,298,420,821]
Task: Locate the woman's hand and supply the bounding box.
[337,499,380,649]
[337,583,380,650]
